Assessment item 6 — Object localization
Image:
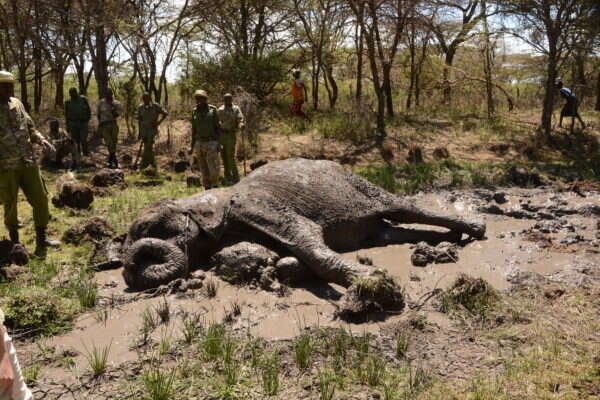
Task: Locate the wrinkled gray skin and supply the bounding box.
[122,159,486,290]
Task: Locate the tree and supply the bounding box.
[348,0,417,135]
[500,0,597,139]
[293,0,350,109]
[425,1,489,105]
[405,12,433,109]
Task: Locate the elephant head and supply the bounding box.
[122,190,231,290]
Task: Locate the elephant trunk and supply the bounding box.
[394,205,486,239]
[122,238,188,290]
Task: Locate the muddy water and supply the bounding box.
[26,188,600,385]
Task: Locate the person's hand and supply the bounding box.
[0,352,14,393]
[41,139,56,153]
[188,149,194,156]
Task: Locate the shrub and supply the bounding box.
[4,289,73,336]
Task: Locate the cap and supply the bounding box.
[224,93,233,98]
[194,89,208,98]
[0,71,15,84]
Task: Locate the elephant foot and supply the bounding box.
[337,269,405,321]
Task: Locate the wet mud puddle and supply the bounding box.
[23,188,600,386]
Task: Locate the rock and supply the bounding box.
[89,234,125,270]
[121,153,133,167]
[182,278,203,291]
[90,169,125,187]
[186,173,202,188]
[407,146,424,164]
[411,241,458,267]
[489,143,509,155]
[432,147,450,160]
[134,179,164,187]
[493,192,508,204]
[63,217,114,245]
[1,265,28,280]
[506,268,547,286]
[478,204,504,215]
[141,167,158,177]
[505,166,544,187]
[52,173,94,209]
[544,286,565,300]
[250,159,268,171]
[190,270,206,280]
[211,242,279,285]
[275,257,314,284]
[173,159,189,173]
[0,241,29,266]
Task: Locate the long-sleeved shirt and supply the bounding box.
[217,104,245,132]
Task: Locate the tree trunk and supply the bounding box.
[322,62,338,109]
[406,26,416,110]
[442,50,455,105]
[482,6,495,118]
[596,71,600,111]
[18,66,29,112]
[311,53,320,110]
[383,63,394,117]
[355,10,364,102]
[34,49,42,113]
[54,66,65,109]
[90,23,110,99]
[541,56,558,139]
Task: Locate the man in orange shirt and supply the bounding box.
[291,69,309,120]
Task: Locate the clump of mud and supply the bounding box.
[62,217,114,245]
[505,165,544,187]
[0,240,29,266]
[90,168,125,187]
[52,173,94,209]
[411,241,458,267]
[337,270,405,321]
[437,274,499,316]
[89,234,125,270]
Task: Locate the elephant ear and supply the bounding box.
[180,190,230,240]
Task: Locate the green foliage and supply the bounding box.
[76,279,98,309]
[83,341,112,377]
[4,289,73,336]
[294,334,312,370]
[317,111,374,144]
[200,322,226,361]
[142,366,177,400]
[261,353,281,396]
[189,53,286,100]
[318,370,337,400]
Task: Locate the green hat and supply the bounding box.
[194,89,208,98]
[0,71,15,84]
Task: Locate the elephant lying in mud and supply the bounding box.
[120,159,485,295]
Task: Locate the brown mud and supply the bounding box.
[19,187,600,394]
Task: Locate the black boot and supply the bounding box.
[35,227,60,256]
[107,154,113,168]
[9,230,19,243]
[113,153,119,169]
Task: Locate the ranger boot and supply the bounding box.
[113,153,119,169]
[9,230,19,243]
[35,227,60,256]
[107,154,113,168]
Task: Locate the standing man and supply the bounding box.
[0,71,60,255]
[291,69,309,120]
[135,92,168,169]
[557,80,586,132]
[64,87,91,161]
[190,90,221,189]
[217,93,245,184]
[97,88,123,168]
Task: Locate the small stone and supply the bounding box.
[190,270,206,280]
[183,279,203,291]
[409,273,421,282]
[493,192,508,204]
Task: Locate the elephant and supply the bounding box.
[121,158,486,294]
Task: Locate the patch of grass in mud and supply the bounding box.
[438,274,499,319]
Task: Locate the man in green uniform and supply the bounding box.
[64,87,91,162]
[97,88,123,169]
[190,89,221,189]
[0,71,60,255]
[135,92,168,169]
[217,93,245,184]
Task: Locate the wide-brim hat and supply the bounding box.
[194,89,208,98]
[0,71,15,84]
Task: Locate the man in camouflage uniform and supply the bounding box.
[0,71,60,255]
[135,92,168,169]
[217,93,245,184]
[190,90,221,189]
[64,87,91,160]
[42,119,76,168]
[97,88,123,168]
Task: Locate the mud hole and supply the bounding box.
[18,187,600,399]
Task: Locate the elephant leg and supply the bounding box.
[232,207,369,287]
[370,225,461,247]
[383,203,486,240]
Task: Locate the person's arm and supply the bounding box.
[190,112,196,154]
[157,105,168,126]
[303,82,308,100]
[237,107,245,130]
[0,325,15,393]
[214,108,221,141]
[83,97,92,122]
